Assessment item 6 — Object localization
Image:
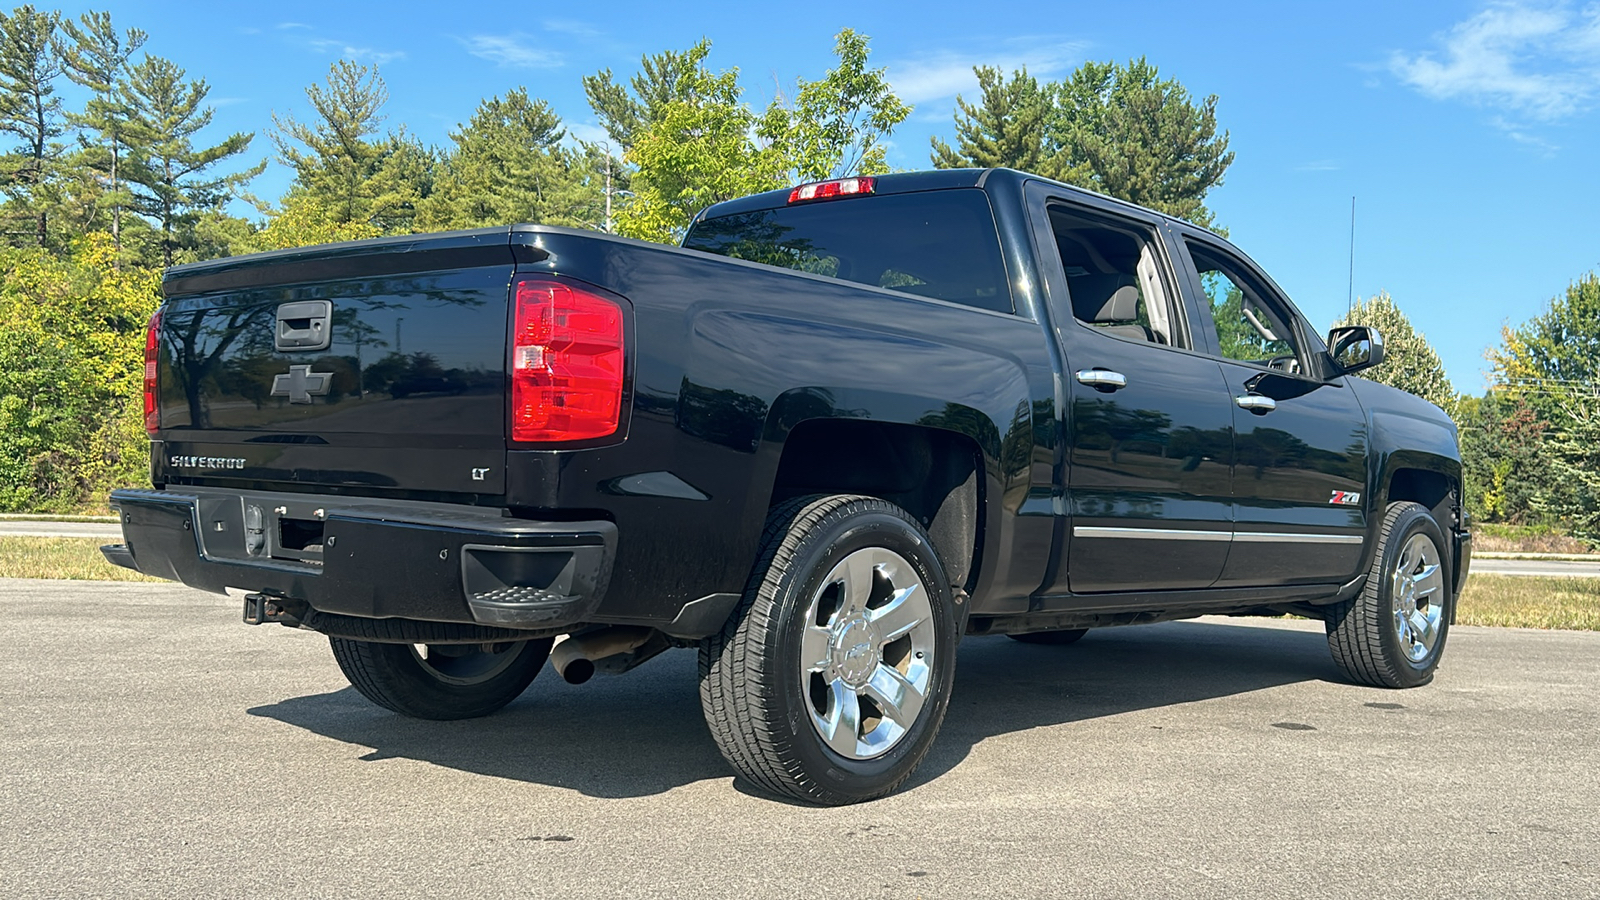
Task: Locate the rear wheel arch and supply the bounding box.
[766,417,986,595]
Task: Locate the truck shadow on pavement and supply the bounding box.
[249,619,1341,801]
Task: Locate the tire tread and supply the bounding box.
[699,494,944,805]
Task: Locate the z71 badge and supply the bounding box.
[1330,490,1362,506]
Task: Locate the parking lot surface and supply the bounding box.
[3,578,1596,899]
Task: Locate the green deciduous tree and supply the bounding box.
[119,54,263,265]
[1484,271,1600,537]
[758,29,908,183]
[615,42,773,243]
[584,42,710,151]
[1333,291,1457,412]
[1488,272,1600,419]
[604,30,908,243]
[0,234,160,510]
[1457,391,1551,525]
[932,57,1234,226]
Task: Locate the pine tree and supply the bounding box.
[1054,58,1233,226]
[60,10,145,264]
[272,60,427,232]
[119,54,263,266]
[930,66,1054,175]
[0,5,64,247]
[929,57,1234,227]
[1332,291,1456,412]
[419,88,599,230]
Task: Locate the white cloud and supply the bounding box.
[1295,160,1342,172]
[1390,2,1600,121]
[1491,115,1562,152]
[306,38,406,66]
[543,19,602,40]
[459,33,564,69]
[564,121,613,147]
[884,37,1087,105]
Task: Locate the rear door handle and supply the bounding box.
[275,300,333,352]
[1076,369,1127,391]
[1235,394,1276,414]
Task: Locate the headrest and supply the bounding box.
[1069,274,1139,323]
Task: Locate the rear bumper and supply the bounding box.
[107,487,615,630]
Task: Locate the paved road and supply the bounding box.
[1473,558,1600,578]
[3,579,1596,899]
[0,521,123,539]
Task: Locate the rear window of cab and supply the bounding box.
[682,188,1013,314]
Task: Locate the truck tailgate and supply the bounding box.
[152,230,517,498]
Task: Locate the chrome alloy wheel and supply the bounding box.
[799,547,936,761]
[408,642,527,686]
[1391,533,1446,663]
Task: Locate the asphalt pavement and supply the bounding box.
[0,521,123,539]
[2,578,1596,899]
[1472,558,1600,578]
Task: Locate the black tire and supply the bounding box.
[1326,501,1453,688]
[699,495,961,805]
[329,637,554,720]
[1008,628,1088,646]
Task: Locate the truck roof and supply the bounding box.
[694,167,1205,235]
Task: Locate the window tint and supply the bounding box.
[1188,242,1300,370]
[682,189,1013,313]
[1048,205,1184,348]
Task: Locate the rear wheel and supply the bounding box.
[1008,628,1088,646]
[1326,501,1452,688]
[330,637,554,720]
[699,495,960,805]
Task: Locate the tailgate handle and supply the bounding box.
[275,300,333,352]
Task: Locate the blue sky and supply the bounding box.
[66,0,1600,394]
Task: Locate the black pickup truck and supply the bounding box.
[108,168,1470,805]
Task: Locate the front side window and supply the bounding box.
[683,189,1013,313]
[1049,205,1186,349]
[1188,241,1302,372]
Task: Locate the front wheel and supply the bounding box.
[699,495,960,805]
[1325,501,1453,688]
[330,637,554,720]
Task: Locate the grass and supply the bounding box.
[1472,523,1593,555]
[0,537,166,582]
[1455,574,1600,631]
[2,539,1598,631]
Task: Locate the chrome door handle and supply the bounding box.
[1235,394,1276,414]
[1076,369,1128,391]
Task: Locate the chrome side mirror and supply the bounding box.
[1327,325,1384,374]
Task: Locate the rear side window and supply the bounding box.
[683,189,1013,313]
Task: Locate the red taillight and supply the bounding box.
[510,279,625,443]
[143,308,161,434]
[788,176,876,204]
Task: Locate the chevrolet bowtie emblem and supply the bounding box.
[271,364,334,404]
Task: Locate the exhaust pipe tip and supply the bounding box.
[550,626,659,685]
[560,657,595,685]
